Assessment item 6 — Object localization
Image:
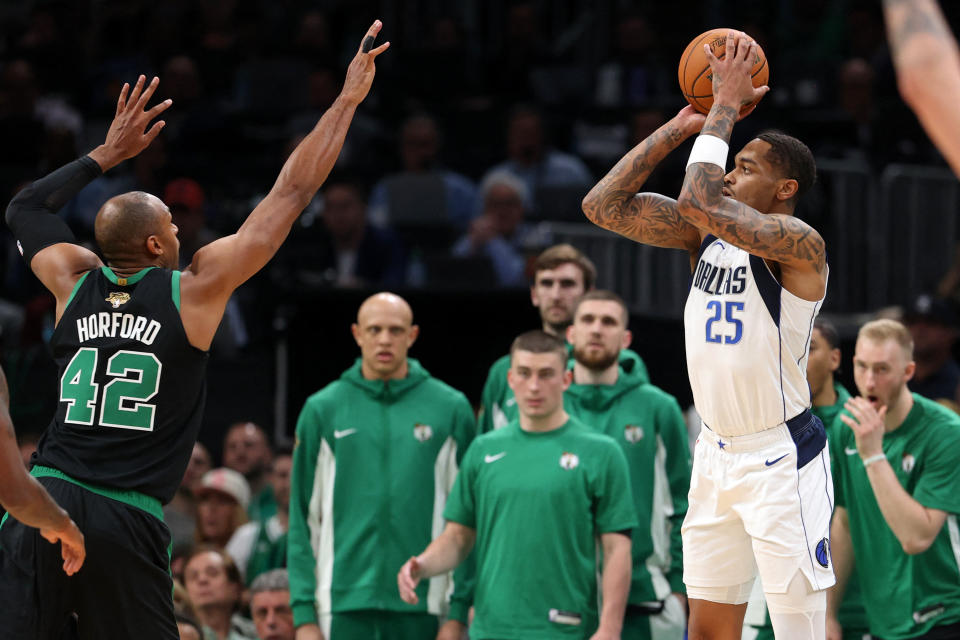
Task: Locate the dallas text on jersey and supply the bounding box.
[692,259,747,296]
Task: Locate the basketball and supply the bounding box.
[678,28,769,114]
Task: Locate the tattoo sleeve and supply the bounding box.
[582,120,700,251]
[678,104,826,272]
[884,0,955,61]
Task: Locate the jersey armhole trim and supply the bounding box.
[172,271,181,312]
[64,270,91,311]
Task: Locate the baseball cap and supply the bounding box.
[164,177,205,211]
[195,467,250,510]
[904,293,958,327]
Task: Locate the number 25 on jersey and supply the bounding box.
[705,301,744,344]
[60,347,162,430]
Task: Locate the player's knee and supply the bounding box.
[766,574,827,640]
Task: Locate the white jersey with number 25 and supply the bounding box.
[684,234,827,437]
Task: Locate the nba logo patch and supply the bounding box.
[624,424,643,444]
[413,423,433,442]
[815,538,830,568]
[902,454,915,473]
[559,452,579,470]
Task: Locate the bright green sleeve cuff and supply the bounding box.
[292,602,318,627]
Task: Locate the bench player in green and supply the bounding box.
[399,330,636,639]
[479,244,649,433]
[564,291,691,640]
[288,293,476,640]
[0,22,389,640]
[829,319,960,639]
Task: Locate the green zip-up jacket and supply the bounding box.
[288,358,476,627]
[563,352,691,603]
[479,346,650,433]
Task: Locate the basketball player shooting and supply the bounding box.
[1,21,388,640]
[583,31,833,640]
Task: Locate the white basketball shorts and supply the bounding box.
[682,409,836,597]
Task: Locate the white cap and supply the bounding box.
[196,467,251,510]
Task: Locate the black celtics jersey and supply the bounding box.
[35,266,208,504]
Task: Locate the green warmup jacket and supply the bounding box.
[563,354,691,603]
[479,346,650,433]
[288,358,476,627]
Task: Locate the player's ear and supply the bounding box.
[407,324,420,347]
[622,329,633,350]
[565,323,575,344]
[145,234,163,257]
[350,323,361,346]
[776,178,799,202]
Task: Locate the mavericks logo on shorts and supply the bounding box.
[624,424,644,444]
[413,423,433,442]
[815,538,830,568]
[559,452,579,470]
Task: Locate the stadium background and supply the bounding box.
[1,0,958,463]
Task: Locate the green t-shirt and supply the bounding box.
[445,418,638,639]
[564,361,691,602]
[832,394,960,639]
[479,348,649,434]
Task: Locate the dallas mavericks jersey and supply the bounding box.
[35,266,208,504]
[684,235,826,436]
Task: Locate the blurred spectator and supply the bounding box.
[480,105,592,218]
[226,446,291,584]
[289,178,407,288]
[368,113,478,231]
[487,1,551,100]
[594,10,671,108]
[249,569,294,640]
[65,134,170,236]
[453,170,542,287]
[223,422,275,522]
[165,442,213,561]
[183,546,258,640]
[195,467,251,549]
[903,294,960,403]
[166,178,219,267]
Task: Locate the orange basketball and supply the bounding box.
[678,28,769,114]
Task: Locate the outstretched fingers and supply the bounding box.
[116,82,130,117]
[135,76,161,112]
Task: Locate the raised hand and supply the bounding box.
[90,75,172,172]
[840,396,887,459]
[40,518,85,576]
[705,31,769,111]
[341,20,391,106]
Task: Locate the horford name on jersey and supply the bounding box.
[75,311,162,345]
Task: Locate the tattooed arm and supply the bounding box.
[884,0,960,178]
[582,107,704,253]
[676,32,826,301]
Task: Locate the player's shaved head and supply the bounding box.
[356,292,413,326]
[95,191,166,262]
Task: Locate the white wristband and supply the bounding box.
[686,134,729,170]
[861,453,886,468]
